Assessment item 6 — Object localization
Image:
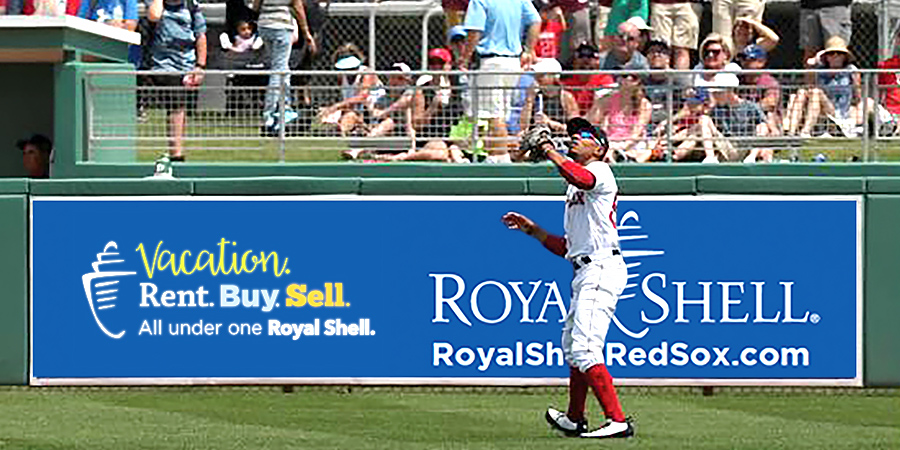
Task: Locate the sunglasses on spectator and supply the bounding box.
[703,47,724,58]
[616,73,640,81]
[617,33,639,42]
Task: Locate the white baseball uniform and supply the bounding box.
[560,160,628,372]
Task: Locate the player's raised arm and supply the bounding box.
[501,212,567,257]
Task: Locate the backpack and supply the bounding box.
[138,0,200,70]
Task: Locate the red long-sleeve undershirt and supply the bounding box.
[558,160,596,190]
[542,234,567,256]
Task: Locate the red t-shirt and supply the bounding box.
[535,18,564,58]
[561,74,615,115]
[878,57,900,115]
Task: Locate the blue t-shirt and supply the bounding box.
[463,0,541,57]
[148,0,207,72]
[77,0,138,23]
[816,63,856,119]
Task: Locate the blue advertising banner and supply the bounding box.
[30,196,861,385]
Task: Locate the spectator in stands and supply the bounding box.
[342,62,418,159]
[731,16,779,54]
[799,0,852,69]
[16,134,52,178]
[561,43,615,117]
[77,0,137,30]
[737,44,782,136]
[878,28,900,126]
[603,0,648,44]
[786,37,875,138]
[458,0,542,163]
[625,16,652,51]
[146,0,207,161]
[317,43,385,137]
[599,20,649,71]
[413,48,462,147]
[551,0,591,65]
[649,0,700,70]
[708,72,771,162]
[649,88,721,162]
[295,0,325,108]
[711,0,764,52]
[644,39,689,131]
[587,61,653,162]
[693,33,741,89]
[510,58,578,144]
[220,19,263,54]
[533,0,565,59]
[253,0,316,134]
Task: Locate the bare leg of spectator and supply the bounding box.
[699,115,719,163]
[801,89,820,136]
[368,118,396,138]
[851,97,876,128]
[338,111,364,136]
[487,118,510,162]
[169,107,186,159]
[786,89,809,136]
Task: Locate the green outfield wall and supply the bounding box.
[3,176,899,386]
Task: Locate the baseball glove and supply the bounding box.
[520,123,554,162]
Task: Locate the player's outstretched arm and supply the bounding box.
[501,212,567,257]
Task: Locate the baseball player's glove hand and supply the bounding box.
[521,123,554,162]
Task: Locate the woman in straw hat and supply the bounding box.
[785,36,876,138]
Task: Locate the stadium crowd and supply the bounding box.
[5,0,898,163]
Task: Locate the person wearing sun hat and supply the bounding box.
[785,36,875,138]
[318,43,386,137]
[799,0,852,68]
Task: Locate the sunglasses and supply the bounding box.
[703,48,724,58]
[617,33,639,42]
[571,131,601,146]
[617,73,640,81]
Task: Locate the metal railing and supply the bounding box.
[84,69,900,163]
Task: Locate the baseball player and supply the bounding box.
[501,117,633,439]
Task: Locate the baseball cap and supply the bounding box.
[335,55,362,70]
[574,42,600,59]
[428,48,452,63]
[566,118,609,150]
[531,58,562,74]
[739,44,767,60]
[392,62,412,73]
[684,88,709,104]
[16,134,52,154]
[625,16,652,32]
[448,25,467,42]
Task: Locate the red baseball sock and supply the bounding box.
[566,366,588,421]
[585,364,625,422]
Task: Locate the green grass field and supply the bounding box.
[1,387,897,449]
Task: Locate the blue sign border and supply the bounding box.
[29,195,863,386]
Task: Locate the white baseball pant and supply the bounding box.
[561,253,628,373]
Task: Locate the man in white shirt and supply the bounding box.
[501,118,633,439]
